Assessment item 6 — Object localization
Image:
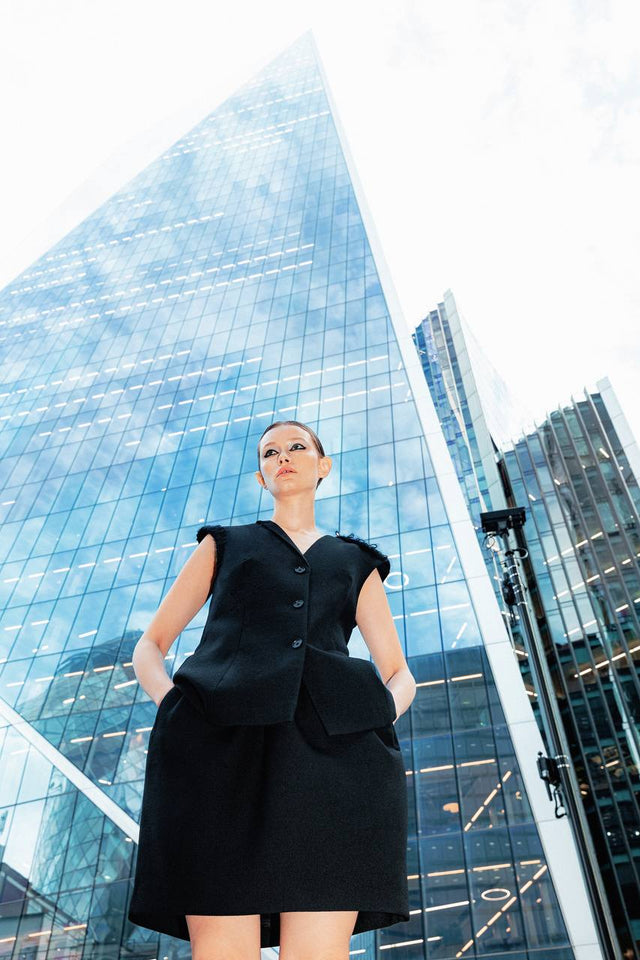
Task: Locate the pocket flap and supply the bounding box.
[302,645,395,735]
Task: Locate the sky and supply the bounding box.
[1,0,639,446]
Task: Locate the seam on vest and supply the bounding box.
[206,587,246,711]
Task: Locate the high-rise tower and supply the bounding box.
[0,32,602,959]
[416,289,637,957]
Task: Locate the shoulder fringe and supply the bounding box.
[196,526,388,569]
[334,530,388,563]
[196,524,227,571]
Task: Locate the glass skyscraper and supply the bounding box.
[501,380,640,958]
[0,32,601,959]
[415,290,639,957]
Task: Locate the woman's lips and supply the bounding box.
[276,468,296,477]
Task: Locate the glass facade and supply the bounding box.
[413,290,535,535]
[415,288,638,956]
[412,291,533,608]
[0,32,593,959]
[414,296,492,531]
[502,385,640,956]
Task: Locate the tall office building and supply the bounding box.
[415,289,639,957]
[0,33,601,959]
[413,290,535,533]
[502,381,640,958]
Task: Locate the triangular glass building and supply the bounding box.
[0,30,602,960]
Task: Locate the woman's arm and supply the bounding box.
[131,534,217,706]
[355,567,417,723]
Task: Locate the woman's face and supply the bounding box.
[257,426,329,493]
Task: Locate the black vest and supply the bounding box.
[171,519,395,735]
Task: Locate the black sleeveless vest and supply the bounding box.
[171,519,396,734]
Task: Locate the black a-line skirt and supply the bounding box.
[127,670,410,949]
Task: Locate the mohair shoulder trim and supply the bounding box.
[334,531,389,566]
[196,524,227,571]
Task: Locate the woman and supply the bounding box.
[127,419,416,959]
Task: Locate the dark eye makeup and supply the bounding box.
[264,442,305,457]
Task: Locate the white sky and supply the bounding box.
[1,0,639,446]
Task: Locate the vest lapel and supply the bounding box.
[256,519,306,560]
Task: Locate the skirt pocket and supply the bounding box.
[371,720,401,753]
[148,683,181,739]
[156,683,181,714]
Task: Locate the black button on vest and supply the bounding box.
[292,599,304,607]
[294,565,307,573]
[291,638,303,648]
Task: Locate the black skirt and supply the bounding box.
[128,668,410,949]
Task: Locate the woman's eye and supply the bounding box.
[265,443,304,456]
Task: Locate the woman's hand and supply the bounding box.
[383,668,416,726]
[131,637,178,708]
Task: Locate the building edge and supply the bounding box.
[596,375,640,488]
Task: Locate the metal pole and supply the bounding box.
[495,520,621,960]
